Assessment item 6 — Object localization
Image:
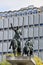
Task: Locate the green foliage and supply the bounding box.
[34,56,43,65]
[0,61,11,65]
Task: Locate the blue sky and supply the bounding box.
[0,0,43,12]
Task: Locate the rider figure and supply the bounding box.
[9,23,22,55]
[23,38,33,56]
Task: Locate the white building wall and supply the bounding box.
[0,11,43,61]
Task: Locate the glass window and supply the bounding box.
[4,18,8,28]
[34,27,38,37]
[4,30,8,40]
[24,16,28,25]
[18,11,22,16]
[39,39,43,49]
[32,10,38,14]
[29,15,33,25]
[0,31,3,40]
[19,12,22,16]
[24,12,27,15]
[34,14,39,24]
[14,17,18,26]
[39,26,43,36]
[3,42,7,52]
[22,10,27,15]
[29,27,33,37]
[33,39,38,50]
[9,30,12,39]
[39,52,43,60]
[40,12,43,24]
[23,27,28,38]
[19,16,23,26]
[0,43,2,52]
[14,13,17,16]
[27,10,32,14]
[0,19,3,28]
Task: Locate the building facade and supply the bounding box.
[0,5,43,61]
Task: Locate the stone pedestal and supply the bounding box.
[6,56,36,65]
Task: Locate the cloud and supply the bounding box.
[0,0,43,11]
[0,0,29,11]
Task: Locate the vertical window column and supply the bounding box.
[28,16,29,37]
[2,17,4,61]
[7,18,9,54]
[22,17,24,53]
[32,14,34,54]
[38,13,40,57]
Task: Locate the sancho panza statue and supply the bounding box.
[9,23,22,56]
[23,38,33,56]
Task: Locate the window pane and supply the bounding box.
[39,52,43,60]
[39,39,43,49]
[33,39,38,50]
[9,30,12,39]
[29,27,33,37]
[0,31,3,40]
[4,30,8,40]
[34,27,38,37]
[0,43,2,52]
[4,18,8,28]
[24,27,28,38]
[24,16,28,25]
[39,26,43,36]
[3,42,7,52]
[40,12,43,24]
[0,19,3,28]
[14,17,18,26]
[34,14,39,24]
[29,15,33,25]
[19,16,23,26]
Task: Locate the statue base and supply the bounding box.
[6,56,36,65]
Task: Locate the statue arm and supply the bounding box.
[11,23,15,31]
[19,32,22,35]
[9,43,12,49]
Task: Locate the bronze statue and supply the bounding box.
[23,38,33,56]
[9,39,17,55]
[9,23,33,56]
[9,23,22,56]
